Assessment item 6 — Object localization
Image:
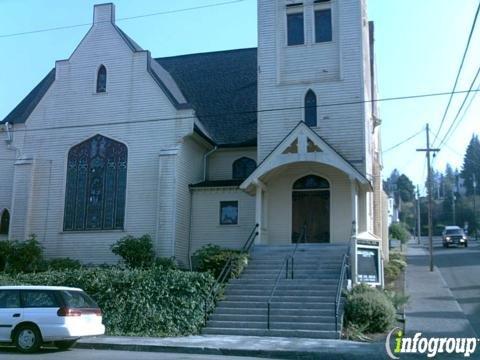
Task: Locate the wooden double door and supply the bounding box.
[292,190,330,243]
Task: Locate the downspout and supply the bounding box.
[187,187,194,270]
[203,146,217,182]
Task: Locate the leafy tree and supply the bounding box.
[461,135,480,195]
[397,174,415,202]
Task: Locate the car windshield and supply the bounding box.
[61,290,98,308]
[445,229,463,235]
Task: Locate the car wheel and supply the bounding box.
[14,324,42,353]
[54,340,77,350]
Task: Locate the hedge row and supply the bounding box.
[0,267,215,337]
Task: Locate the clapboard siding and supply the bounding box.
[208,148,257,181]
[190,188,255,254]
[266,163,353,245]
[0,140,15,222]
[174,138,207,266]
[8,10,195,263]
[258,0,368,174]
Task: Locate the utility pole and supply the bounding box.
[473,174,477,241]
[417,185,421,245]
[452,190,456,225]
[417,124,440,272]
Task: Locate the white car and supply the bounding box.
[0,285,105,353]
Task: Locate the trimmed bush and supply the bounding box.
[111,234,155,268]
[0,267,215,336]
[389,223,410,244]
[154,257,178,270]
[47,258,82,271]
[6,235,43,273]
[192,244,248,279]
[345,284,396,333]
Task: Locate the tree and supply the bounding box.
[461,135,480,195]
[397,174,415,202]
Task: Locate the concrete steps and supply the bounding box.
[203,243,348,339]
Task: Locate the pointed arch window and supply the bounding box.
[304,90,317,127]
[232,157,256,180]
[96,65,107,93]
[63,135,127,231]
[0,209,10,235]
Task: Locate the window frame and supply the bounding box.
[313,0,333,44]
[232,157,257,180]
[304,89,317,127]
[286,4,305,46]
[62,134,128,232]
[96,65,107,93]
[219,201,239,226]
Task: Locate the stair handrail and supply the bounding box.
[334,226,355,338]
[266,225,307,329]
[203,223,259,325]
[266,255,291,330]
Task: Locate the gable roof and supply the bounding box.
[1,69,55,125]
[1,47,258,147]
[156,48,257,147]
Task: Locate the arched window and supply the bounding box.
[304,90,317,127]
[232,157,256,180]
[293,175,329,190]
[0,209,10,235]
[96,65,107,93]
[63,135,127,231]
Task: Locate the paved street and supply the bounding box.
[416,236,480,336]
[0,347,277,360]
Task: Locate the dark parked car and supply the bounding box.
[442,226,468,248]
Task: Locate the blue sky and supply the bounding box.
[1,0,479,193]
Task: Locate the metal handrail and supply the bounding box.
[266,225,307,329]
[334,253,348,336]
[267,255,291,330]
[203,223,259,324]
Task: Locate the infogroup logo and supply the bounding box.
[385,327,478,359]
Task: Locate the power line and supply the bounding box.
[438,65,480,148]
[382,127,424,154]
[4,88,480,134]
[432,1,480,145]
[0,0,246,39]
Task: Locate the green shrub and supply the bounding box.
[6,235,44,273]
[111,234,155,268]
[345,284,396,333]
[47,258,82,271]
[389,251,405,263]
[384,262,401,283]
[192,244,248,279]
[154,257,178,270]
[389,223,411,244]
[384,289,409,310]
[0,240,12,272]
[0,267,215,337]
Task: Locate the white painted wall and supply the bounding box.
[8,5,196,263]
[190,188,256,254]
[257,0,370,174]
[208,148,257,181]
[264,163,354,244]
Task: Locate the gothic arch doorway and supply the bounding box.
[292,175,330,243]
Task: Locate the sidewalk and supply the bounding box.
[405,241,477,337]
[77,335,385,359]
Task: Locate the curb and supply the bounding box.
[75,340,385,360]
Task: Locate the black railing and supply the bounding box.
[334,228,355,337]
[203,223,259,325]
[266,226,307,329]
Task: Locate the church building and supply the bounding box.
[0,1,388,269]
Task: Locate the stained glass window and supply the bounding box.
[220,201,238,225]
[96,65,107,93]
[232,157,256,180]
[0,209,9,235]
[293,175,329,190]
[63,135,127,231]
[305,90,317,127]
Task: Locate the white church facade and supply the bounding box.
[0,1,388,267]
